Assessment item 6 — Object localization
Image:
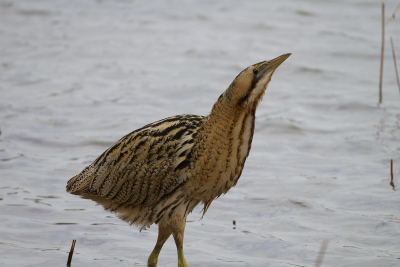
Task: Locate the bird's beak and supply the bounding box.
[265,53,291,74]
[253,53,291,84]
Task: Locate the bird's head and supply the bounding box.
[221,53,291,110]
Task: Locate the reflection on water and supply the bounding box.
[1,0,400,266]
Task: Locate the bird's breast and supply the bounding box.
[189,110,255,201]
[234,111,255,166]
[225,110,255,186]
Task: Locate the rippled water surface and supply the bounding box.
[1,0,400,266]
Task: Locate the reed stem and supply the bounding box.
[389,37,400,94]
[390,159,395,190]
[386,3,400,25]
[67,239,76,267]
[379,2,385,104]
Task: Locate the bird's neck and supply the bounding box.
[194,98,256,193]
[210,100,256,170]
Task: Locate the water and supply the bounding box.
[1,0,399,266]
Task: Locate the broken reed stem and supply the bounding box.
[379,2,385,104]
[389,37,400,94]
[390,159,395,190]
[391,159,393,179]
[314,239,329,267]
[386,3,400,25]
[67,239,76,267]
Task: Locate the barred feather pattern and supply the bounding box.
[66,54,291,233]
[66,54,291,267]
[67,115,207,227]
[67,97,256,228]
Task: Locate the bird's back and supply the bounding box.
[67,114,206,210]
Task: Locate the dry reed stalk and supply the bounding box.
[379,2,385,104]
[390,159,395,190]
[386,3,400,25]
[389,37,400,94]
[67,239,76,267]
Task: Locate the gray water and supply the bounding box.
[1,0,399,266]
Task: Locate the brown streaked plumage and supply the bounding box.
[66,53,291,267]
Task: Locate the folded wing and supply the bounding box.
[66,114,205,207]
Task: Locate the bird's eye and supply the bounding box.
[253,69,258,75]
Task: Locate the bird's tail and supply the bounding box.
[66,165,95,195]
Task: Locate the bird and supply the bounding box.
[66,53,291,267]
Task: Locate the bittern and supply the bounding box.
[66,53,291,267]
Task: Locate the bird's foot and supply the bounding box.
[148,244,162,266]
[177,248,189,267]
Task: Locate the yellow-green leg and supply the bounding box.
[171,217,189,267]
[177,247,189,267]
[148,225,171,266]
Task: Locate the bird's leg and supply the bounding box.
[148,224,171,266]
[171,216,189,267]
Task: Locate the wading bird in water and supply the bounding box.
[67,53,291,267]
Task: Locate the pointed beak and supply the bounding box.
[265,53,291,73]
[252,53,291,85]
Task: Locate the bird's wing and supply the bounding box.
[66,114,205,206]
